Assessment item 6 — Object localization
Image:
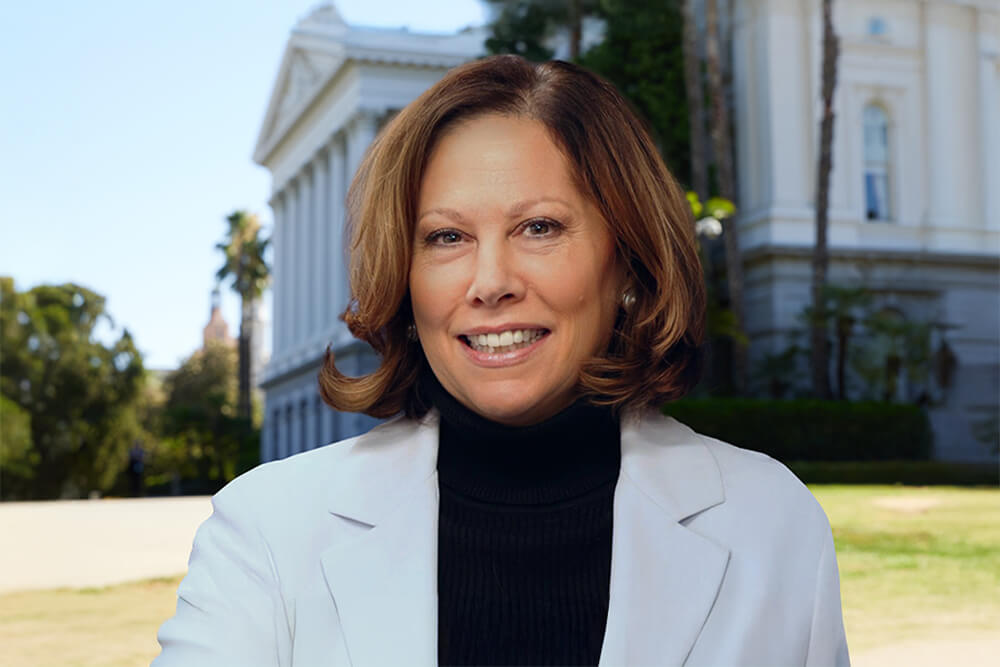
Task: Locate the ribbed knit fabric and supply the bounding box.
[420,371,620,667]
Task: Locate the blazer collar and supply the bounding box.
[320,408,730,667]
[619,407,726,521]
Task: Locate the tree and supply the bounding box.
[811,0,840,399]
[215,211,270,423]
[160,342,247,486]
[704,0,746,393]
[484,0,601,62]
[0,394,34,497]
[0,278,147,499]
[484,1,555,60]
[681,0,708,202]
[577,0,691,181]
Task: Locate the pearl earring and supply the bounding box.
[621,291,636,310]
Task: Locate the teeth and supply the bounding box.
[464,328,546,354]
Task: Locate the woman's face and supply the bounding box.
[410,114,623,425]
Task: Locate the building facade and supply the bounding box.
[732,0,999,461]
[258,1,999,463]
[254,5,483,461]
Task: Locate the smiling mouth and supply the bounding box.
[459,328,550,354]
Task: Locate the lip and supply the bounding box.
[458,323,550,337]
[458,329,550,368]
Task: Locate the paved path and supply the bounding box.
[852,638,1000,667]
[0,496,211,593]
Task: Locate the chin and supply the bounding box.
[465,388,566,427]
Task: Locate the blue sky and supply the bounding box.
[0,0,487,369]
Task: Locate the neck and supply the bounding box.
[421,370,621,505]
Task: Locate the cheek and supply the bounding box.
[535,252,617,323]
[409,259,464,328]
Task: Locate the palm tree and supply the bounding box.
[216,211,270,422]
[705,0,746,392]
[811,0,839,399]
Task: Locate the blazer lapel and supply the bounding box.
[599,410,731,667]
[315,409,730,667]
[320,412,441,667]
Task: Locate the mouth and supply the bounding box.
[458,328,550,354]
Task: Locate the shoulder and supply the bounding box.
[628,409,831,539]
[211,414,429,520]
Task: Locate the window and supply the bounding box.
[315,396,323,449]
[868,17,887,38]
[863,104,891,221]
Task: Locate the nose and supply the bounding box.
[465,241,523,307]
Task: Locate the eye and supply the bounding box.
[425,229,465,246]
[522,217,563,237]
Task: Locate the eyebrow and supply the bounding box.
[417,197,576,224]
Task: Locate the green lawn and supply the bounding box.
[0,485,997,666]
[812,485,1000,652]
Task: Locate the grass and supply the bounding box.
[0,576,182,667]
[0,486,997,665]
[811,485,1000,652]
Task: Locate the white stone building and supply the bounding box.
[732,0,999,461]
[254,5,484,461]
[257,1,999,463]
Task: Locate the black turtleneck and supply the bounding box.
[420,371,621,667]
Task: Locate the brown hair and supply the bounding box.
[319,55,705,419]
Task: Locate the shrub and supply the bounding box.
[662,398,933,461]
[786,461,998,486]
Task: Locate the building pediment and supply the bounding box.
[254,40,345,165]
[253,4,484,166]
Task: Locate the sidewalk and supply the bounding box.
[0,496,211,593]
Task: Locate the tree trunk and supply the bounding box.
[238,296,253,421]
[835,315,853,399]
[682,0,708,203]
[705,0,746,393]
[568,0,582,60]
[811,0,839,400]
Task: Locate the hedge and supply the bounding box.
[786,461,998,486]
[662,398,933,461]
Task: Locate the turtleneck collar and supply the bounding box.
[420,369,621,506]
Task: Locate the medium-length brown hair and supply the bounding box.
[319,55,705,419]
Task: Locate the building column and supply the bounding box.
[296,168,313,348]
[269,191,285,357]
[328,134,347,338]
[924,3,974,227]
[280,401,292,459]
[283,181,299,355]
[290,395,303,457]
[304,394,316,452]
[342,112,377,328]
[313,150,330,336]
[260,402,274,463]
[978,11,999,229]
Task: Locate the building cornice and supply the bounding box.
[743,244,1000,269]
[252,8,482,167]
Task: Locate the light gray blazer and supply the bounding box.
[154,408,850,666]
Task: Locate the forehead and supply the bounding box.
[418,114,584,209]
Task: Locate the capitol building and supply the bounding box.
[256,1,999,463]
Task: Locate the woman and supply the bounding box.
[155,56,849,666]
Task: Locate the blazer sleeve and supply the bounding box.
[804,524,851,666]
[153,478,289,667]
